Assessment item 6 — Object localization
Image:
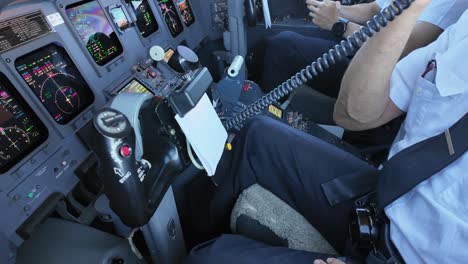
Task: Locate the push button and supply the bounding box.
[120,145,132,158]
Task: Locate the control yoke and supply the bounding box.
[92,108,150,227]
[90,95,185,228]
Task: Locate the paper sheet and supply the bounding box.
[175,94,228,176]
[262,0,272,29]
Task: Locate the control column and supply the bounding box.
[91,108,149,227]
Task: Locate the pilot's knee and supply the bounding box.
[243,116,274,136]
[238,116,279,145]
[271,31,300,43]
[265,31,299,53]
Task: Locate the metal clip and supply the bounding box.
[444,129,455,156]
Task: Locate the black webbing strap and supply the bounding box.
[321,114,468,207]
[321,170,379,206]
[377,114,468,210]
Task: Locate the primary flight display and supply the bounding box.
[0,73,48,173]
[66,0,124,65]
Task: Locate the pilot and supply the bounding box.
[258,0,468,99]
[185,1,467,263]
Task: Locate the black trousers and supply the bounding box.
[185,117,377,263]
[260,31,350,98]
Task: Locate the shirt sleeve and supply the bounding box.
[417,0,468,30]
[375,0,468,30]
[389,17,461,111]
[388,54,423,112]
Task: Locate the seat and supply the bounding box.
[230,184,337,254]
[289,85,337,126]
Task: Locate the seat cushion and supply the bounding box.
[231,184,337,254]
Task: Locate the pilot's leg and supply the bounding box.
[260,31,349,98]
[186,234,338,264]
[210,116,377,252]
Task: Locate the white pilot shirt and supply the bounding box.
[384,10,468,263]
[376,0,468,29]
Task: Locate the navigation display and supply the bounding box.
[0,73,48,173]
[156,0,183,37]
[66,0,123,66]
[118,79,153,94]
[15,44,95,125]
[126,0,159,37]
[176,0,195,26]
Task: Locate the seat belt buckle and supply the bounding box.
[444,129,455,156]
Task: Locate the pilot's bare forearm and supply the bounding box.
[339,2,381,24]
[345,21,441,58]
[342,21,361,38]
[334,0,430,130]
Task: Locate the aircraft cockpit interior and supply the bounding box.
[0,0,466,263]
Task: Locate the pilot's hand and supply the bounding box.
[306,0,340,31]
[314,258,346,264]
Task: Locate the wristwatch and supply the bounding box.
[332,18,350,38]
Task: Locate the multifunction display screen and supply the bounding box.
[0,73,48,173]
[127,0,159,37]
[66,0,123,66]
[176,0,195,26]
[15,44,95,125]
[156,0,183,37]
[118,79,153,94]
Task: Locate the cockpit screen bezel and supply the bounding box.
[0,72,48,174]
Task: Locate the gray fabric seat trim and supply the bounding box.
[231,184,337,255]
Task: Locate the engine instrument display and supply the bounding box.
[126,0,159,37]
[0,73,48,174]
[156,0,183,37]
[15,44,95,125]
[176,0,195,26]
[118,79,153,94]
[66,0,123,66]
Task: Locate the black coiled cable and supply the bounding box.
[224,0,414,130]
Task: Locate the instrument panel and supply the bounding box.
[176,0,195,27]
[15,43,95,125]
[126,0,159,38]
[156,0,184,37]
[65,0,124,65]
[0,73,48,173]
[0,0,210,253]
